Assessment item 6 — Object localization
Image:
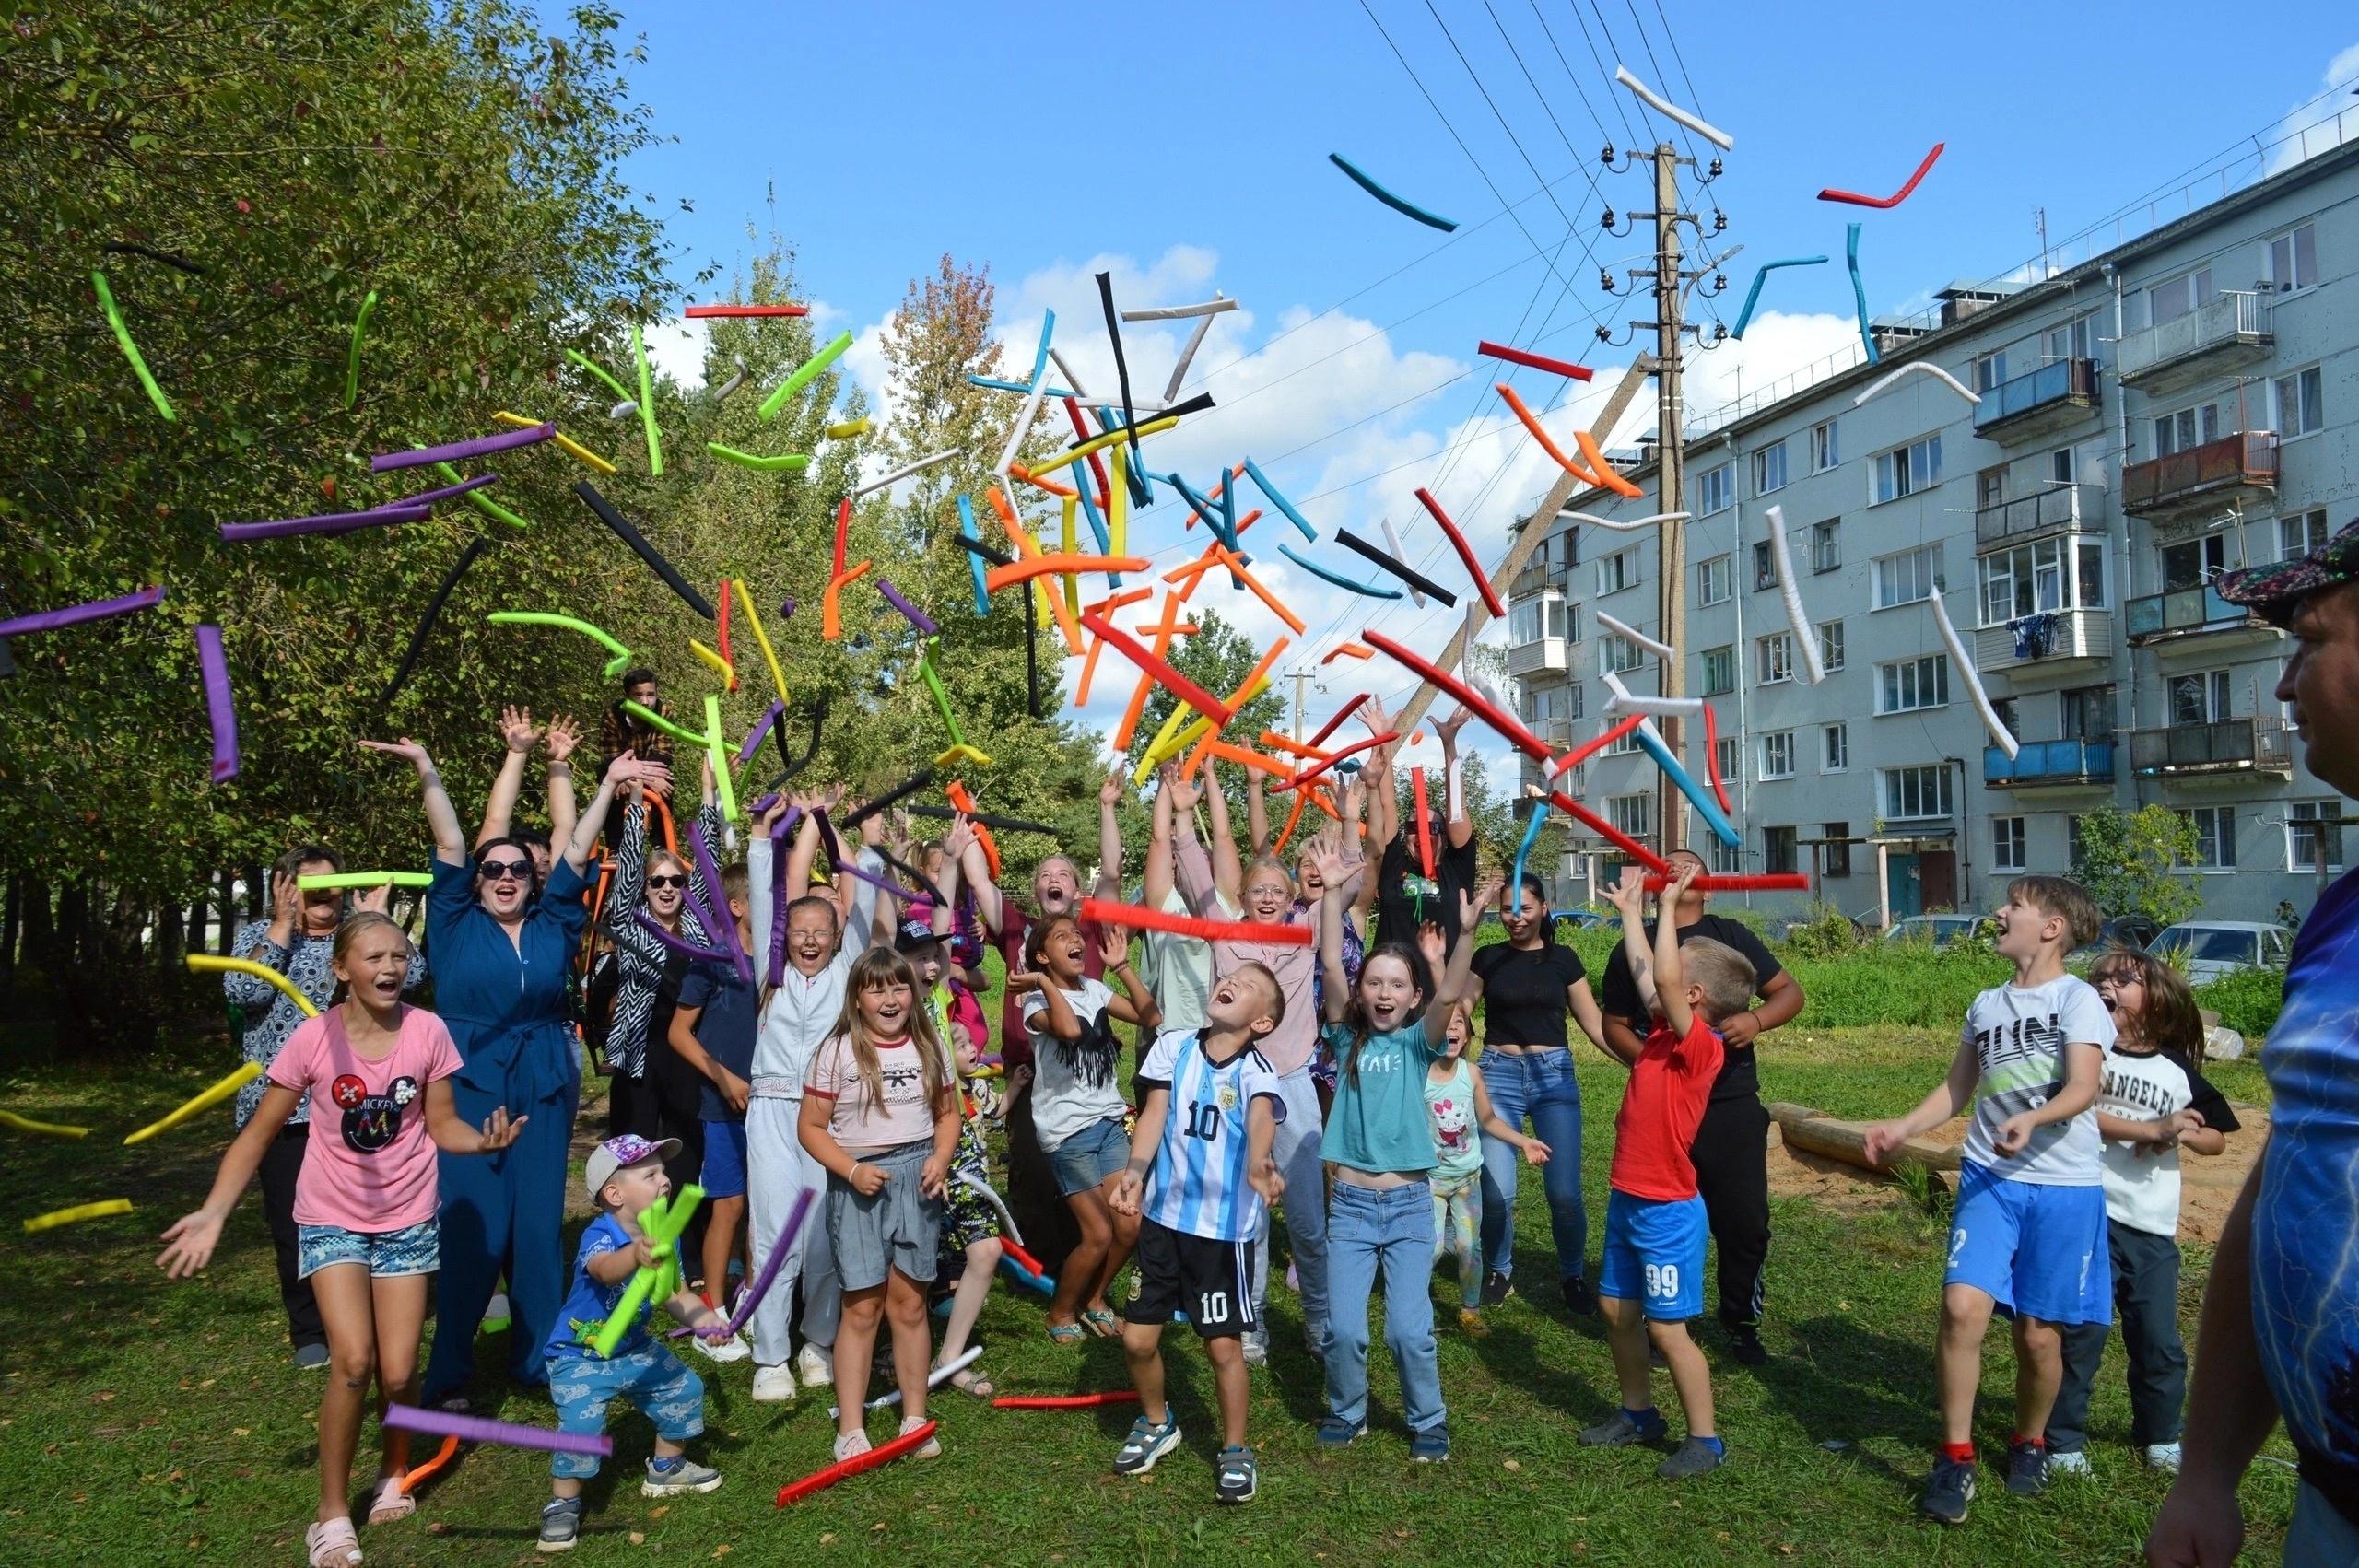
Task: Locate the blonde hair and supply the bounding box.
[824,946,949,1117]
[1680,938,1757,1024]
[328,913,412,1006]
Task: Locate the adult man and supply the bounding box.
[2148,518,2359,1567]
[602,668,676,776]
[1369,707,1479,961]
[1596,849,1806,1363]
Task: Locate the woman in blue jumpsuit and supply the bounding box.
[362,735,669,1403]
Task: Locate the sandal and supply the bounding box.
[946,1367,998,1399]
[1047,1322,1086,1344]
[305,1516,363,1567]
[366,1475,414,1526]
[1081,1308,1121,1338]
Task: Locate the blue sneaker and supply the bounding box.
[1410,1425,1451,1464]
[1215,1445,1258,1504]
[1316,1418,1367,1449]
[1113,1412,1181,1476]
[1919,1456,1978,1524]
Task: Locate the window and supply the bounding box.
[1764,825,1799,875]
[2153,402,2223,456]
[1881,765,1954,822]
[1596,548,1635,596]
[1812,519,1841,574]
[1706,834,1743,875]
[2050,446,2076,486]
[1874,544,1943,608]
[1992,816,2027,873]
[1877,654,1951,714]
[1750,441,1788,497]
[1605,722,1646,755]
[1822,722,1848,773]
[1607,792,1656,839]
[1973,350,2008,392]
[1991,695,2021,742]
[1976,464,2007,510]
[1817,619,1846,673]
[2269,224,2318,294]
[1824,822,1853,877]
[1756,632,1794,686]
[2273,366,2324,438]
[2145,266,2214,327]
[1872,434,1942,504]
[1697,554,1732,606]
[1978,538,2106,624]
[2168,670,2232,727]
[1753,540,1778,591]
[1759,731,1795,780]
[1521,682,1580,723]
[2181,805,2236,870]
[2161,533,2227,591]
[2044,315,2094,361]
[1508,595,1569,644]
[2061,684,2117,744]
[1715,736,1738,790]
[1602,634,1647,673]
[2290,801,2346,872]
[1696,462,1734,515]
[2283,509,2330,562]
[1565,600,1584,643]
[1810,419,1838,473]
[1701,645,1736,696]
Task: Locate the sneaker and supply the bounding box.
[1215,1444,1258,1504]
[293,1342,332,1372]
[536,1496,581,1553]
[1456,1308,1490,1339]
[1919,1457,1978,1524]
[1410,1425,1451,1464]
[2048,1448,2094,1479]
[1579,1408,1668,1447]
[751,1363,797,1403]
[1561,1276,1598,1316]
[2143,1443,2182,1474]
[832,1431,872,1463]
[1113,1411,1182,1476]
[1727,1326,1767,1366]
[481,1290,511,1335]
[1481,1270,1515,1306]
[898,1415,942,1459]
[1315,1418,1367,1449]
[1239,1330,1270,1368]
[692,1329,751,1363]
[796,1344,833,1387]
[2005,1439,2050,1497]
[641,1456,722,1497]
[1656,1436,1725,1480]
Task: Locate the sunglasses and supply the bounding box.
[479,860,534,881]
[646,873,688,890]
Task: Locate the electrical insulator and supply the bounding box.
[1711,210,1728,234]
[1599,143,1615,167]
[1600,206,1616,232]
[1708,157,1723,178]
[1599,269,1616,293]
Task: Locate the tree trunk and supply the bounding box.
[0,875,18,1004]
[1766,1102,1961,1176]
[217,870,237,954]
[158,903,184,969]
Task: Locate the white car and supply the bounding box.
[2147,921,2292,986]
[1883,914,1990,948]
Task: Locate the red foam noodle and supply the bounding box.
[775,1420,938,1504]
[1307,692,1369,749]
[1702,704,1734,816]
[991,1392,1142,1410]
[1549,714,1645,777]
[1817,143,1945,209]
[1411,766,1435,880]
[1079,612,1232,726]
[1414,486,1507,619]
[1543,790,1672,876]
[1360,629,1555,764]
[685,303,811,317]
[1476,341,1595,381]
[1079,897,1315,948]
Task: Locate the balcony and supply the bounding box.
[1985,738,2118,790]
[2117,291,2272,396]
[1508,637,1571,679]
[2121,431,2277,521]
[1511,560,1572,600]
[1975,483,2106,551]
[2126,717,2294,779]
[1972,607,2113,677]
[2125,583,2284,651]
[1973,358,2101,444]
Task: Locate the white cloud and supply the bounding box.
[642,316,710,390]
[2264,41,2359,175]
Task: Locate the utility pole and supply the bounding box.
[1289,667,1318,743]
[1649,142,1690,857]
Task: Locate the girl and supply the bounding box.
[798,946,964,1461]
[2048,946,2240,1476]
[1426,1000,1551,1337]
[1313,843,1493,1465]
[1015,913,1162,1339]
[158,914,524,1568]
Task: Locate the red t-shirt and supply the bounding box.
[993,911,1104,1072]
[1608,1013,1725,1202]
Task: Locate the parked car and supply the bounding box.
[1555,909,1609,931]
[2072,914,2162,962]
[1883,914,1992,948]
[2148,921,2292,985]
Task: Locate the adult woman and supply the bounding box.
[1462,873,1612,1313]
[361,733,663,1405]
[600,764,722,1142]
[223,845,424,1367]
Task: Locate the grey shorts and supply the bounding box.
[826,1140,942,1291]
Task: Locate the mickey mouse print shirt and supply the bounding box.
[1958,975,2116,1185]
[267,1004,462,1233]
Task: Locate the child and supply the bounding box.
[666,860,759,1363]
[1014,914,1163,1340]
[1862,874,2114,1523]
[539,1135,730,1551]
[798,947,965,1461]
[1310,845,1492,1464]
[1579,864,1742,1480]
[1108,964,1290,1504]
[1426,1000,1551,1337]
[2047,946,2239,1478]
[157,913,523,1568]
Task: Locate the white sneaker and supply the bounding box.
[1239,1331,1269,1368]
[2143,1443,2182,1474]
[693,1329,750,1363]
[2048,1449,2094,1478]
[752,1363,797,1403]
[796,1344,833,1387]
[899,1414,943,1459]
[483,1290,511,1328]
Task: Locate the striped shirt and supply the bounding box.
[1137,1027,1285,1243]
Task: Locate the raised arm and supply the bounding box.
[1650,864,1698,1038]
[1143,766,1180,909]
[1362,698,1400,854]
[545,714,581,853]
[358,738,468,864]
[475,706,541,849]
[958,829,1005,935]
[1168,769,1230,919]
[1095,771,1125,902]
[1312,842,1360,1024]
[1426,879,1496,1048]
[1342,775,1378,919]
[1098,926,1161,1030]
[606,790,650,924]
[1436,706,1474,850]
[1201,758,1245,908]
[1604,867,1655,1012]
[562,753,664,872]
[1244,766,1270,858]
[783,794,825,904]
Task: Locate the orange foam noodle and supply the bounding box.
[1271,790,1312,856]
[1009,462,1077,499]
[986,487,1085,654]
[820,561,872,641]
[1204,742,1290,779]
[1215,545,1306,635]
[1321,642,1375,664]
[1496,382,1622,492]
[945,780,1001,879]
[985,554,1151,593]
[1258,731,1332,761]
[1575,428,1643,497]
[1309,786,1342,821]
[1080,896,1314,948]
[1112,591,1189,750]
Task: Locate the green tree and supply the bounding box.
[2069,804,2204,928]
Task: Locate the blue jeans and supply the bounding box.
[1477,1047,1587,1282]
[1324,1179,1445,1434]
[2289,1482,2359,1567]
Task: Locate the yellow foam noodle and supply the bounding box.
[1060,496,1082,618]
[933,743,994,768]
[1025,414,1181,478]
[0,1109,90,1139]
[734,579,789,705]
[24,1199,134,1234]
[1109,444,1129,558]
[186,954,318,1018]
[123,1060,264,1146]
[689,638,736,688]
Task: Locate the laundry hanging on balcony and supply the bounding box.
[2010,613,2058,661]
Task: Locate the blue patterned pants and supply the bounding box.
[545,1346,705,1479]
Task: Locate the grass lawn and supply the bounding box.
[0,1020,2300,1565]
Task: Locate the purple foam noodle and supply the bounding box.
[686,820,753,984]
[632,907,731,965]
[218,503,431,543]
[194,624,237,783]
[668,1186,815,1340]
[811,808,920,899]
[0,585,164,640]
[766,804,800,987]
[381,1404,612,1457]
[370,422,554,474]
[734,699,787,768]
[745,792,780,817]
[872,575,938,637]
[778,595,797,620]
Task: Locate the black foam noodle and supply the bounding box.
[839,768,935,830]
[1022,578,1040,720]
[952,532,1014,568]
[1094,271,1142,471]
[874,845,949,908]
[381,537,488,704]
[573,482,716,620]
[1155,391,1217,422]
[904,802,1062,836]
[1334,529,1459,608]
[100,240,205,275]
[761,696,827,792]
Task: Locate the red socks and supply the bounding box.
[1942,1441,1976,1464]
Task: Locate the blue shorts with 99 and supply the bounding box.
[1598,1189,1707,1321]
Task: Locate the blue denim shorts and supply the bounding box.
[298,1218,439,1280]
[1048,1114,1130,1197]
[700,1117,748,1199]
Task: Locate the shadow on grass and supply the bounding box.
[1753,1314,1938,1490]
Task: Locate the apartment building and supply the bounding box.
[1508,135,2358,924]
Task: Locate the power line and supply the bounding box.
[1554,0,1640,145]
[1649,0,1708,114]
[1507,0,1619,146]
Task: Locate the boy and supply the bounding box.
[540,1135,728,1553]
[1580,863,1745,1480]
[1862,874,2113,1523]
[1107,963,1289,1504]
[668,862,758,1363]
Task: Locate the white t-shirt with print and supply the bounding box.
[2096,1045,2240,1235]
[1959,974,2116,1186]
[1021,977,1128,1151]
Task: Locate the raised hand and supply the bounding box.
[477,1106,528,1152]
[1160,764,1199,815]
[1099,771,1125,807]
[607,754,672,792]
[499,705,541,754]
[1434,704,1471,747]
[358,737,432,770]
[1416,920,1447,973]
[545,714,581,762]
[1606,865,1648,917]
[351,883,393,917]
[1461,877,1501,934]
[943,814,978,864]
[1099,924,1131,971]
[268,869,302,935]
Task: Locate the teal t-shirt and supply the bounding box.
[1320,1019,1439,1175]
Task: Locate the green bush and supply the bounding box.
[2197,965,2285,1039]
[1781,905,1867,960]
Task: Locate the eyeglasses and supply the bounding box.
[647,874,687,889]
[479,860,533,881]
[2092,970,2143,988]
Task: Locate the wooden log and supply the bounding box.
[1766,1101,1960,1176]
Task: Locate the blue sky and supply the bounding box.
[607,0,2359,769]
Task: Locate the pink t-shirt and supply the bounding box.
[266,1004,461,1233]
[804,1034,939,1153]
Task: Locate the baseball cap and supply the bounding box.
[583,1133,679,1200]
[2218,515,2359,626]
[895,916,942,953]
